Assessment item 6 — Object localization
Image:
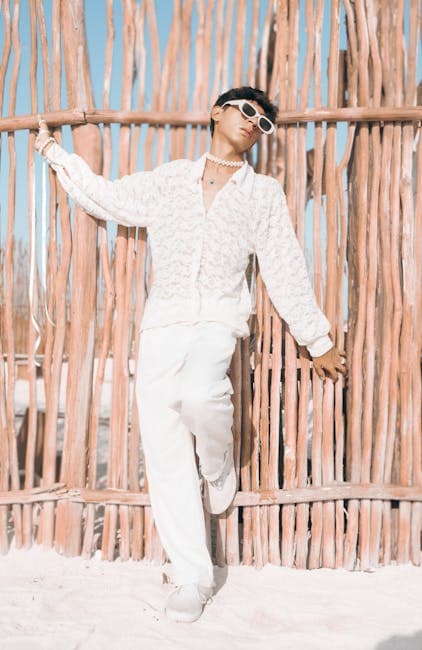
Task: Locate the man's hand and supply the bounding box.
[312,346,347,383]
[34,116,55,155]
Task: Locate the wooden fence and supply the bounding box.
[0,0,421,571]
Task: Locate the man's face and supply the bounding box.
[212,100,265,152]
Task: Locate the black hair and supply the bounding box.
[210,86,278,136]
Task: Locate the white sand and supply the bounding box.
[0,546,421,650]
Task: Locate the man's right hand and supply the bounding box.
[34,117,55,155]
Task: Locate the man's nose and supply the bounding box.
[247,115,259,129]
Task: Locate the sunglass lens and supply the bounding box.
[242,102,257,118]
[259,117,272,133]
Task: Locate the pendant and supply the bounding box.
[209,179,215,185]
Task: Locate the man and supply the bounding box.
[36,86,346,623]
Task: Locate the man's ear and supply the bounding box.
[211,104,224,124]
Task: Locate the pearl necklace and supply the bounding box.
[205,152,244,168]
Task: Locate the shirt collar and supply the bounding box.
[190,153,255,199]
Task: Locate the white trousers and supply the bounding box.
[136,321,237,588]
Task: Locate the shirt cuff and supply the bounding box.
[307,335,333,358]
[44,141,69,166]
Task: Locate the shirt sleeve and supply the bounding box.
[44,142,155,228]
[254,180,333,357]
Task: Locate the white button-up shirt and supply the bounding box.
[45,144,332,357]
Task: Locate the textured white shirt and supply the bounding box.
[45,143,333,357]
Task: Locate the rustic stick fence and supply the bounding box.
[0,0,421,570]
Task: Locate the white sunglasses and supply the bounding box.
[221,99,275,134]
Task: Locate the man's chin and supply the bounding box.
[232,139,254,155]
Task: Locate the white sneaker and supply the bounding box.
[202,444,237,515]
[165,583,213,623]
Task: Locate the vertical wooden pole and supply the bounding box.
[398,0,419,566]
[128,0,146,562]
[334,121,355,569]
[357,1,378,571]
[83,0,116,560]
[40,0,72,550]
[225,0,249,566]
[101,0,136,562]
[410,114,422,565]
[308,0,325,571]
[295,0,314,570]
[5,0,23,551]
[251,272,263,568]
[281,0,299,569]
[54,0,102,557]
[320,0,341,569]
[240,335,253,564]
[344,0,370,570]
[0,0,12,554]
[23,0,39,549]
[265,8,282,569]
[225,343,241,566]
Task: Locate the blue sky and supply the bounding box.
[0,0,416,273]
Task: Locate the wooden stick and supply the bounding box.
[0,322,9,552]
[83,0,116,561]
[308,0,324,570]
[4,0,23,551]
[129,0,147,562]
[370,104,394,571]
[256,0,274,567]
[356,0,379,571]
[410,109,422,567]
[128,223,146,562]
[281,0,299,569]
[240,335,253,565]
[259,290,270,566]
[266,0,283,566]
[35,0,51,112]
[0,0,12,115]
[40,0,72,550]
[294,0,314,569]
[1,483,421,507]
[226,341,242,565]
[398,119,415,563]
[213,0,227,107]
[319,0,341,570]
[22,0,38,549]
[36,0,57,549]
[251,272,263,568]
[103,0,136,563]
[334,121,356,569]
[54,0,101,558]
[2,106,421,134]
[247,0,259,88]
[397,0,418,566]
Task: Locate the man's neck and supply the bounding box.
[209,138,244,163]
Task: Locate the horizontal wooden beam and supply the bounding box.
[1,482,421,506]
[277,106,422,124]
[0,109,86,132]
[1,106,421,133]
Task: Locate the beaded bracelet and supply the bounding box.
[39,136,56,156]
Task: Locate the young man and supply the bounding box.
[36,86,346,623]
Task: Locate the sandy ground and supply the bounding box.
[0,546,421,650]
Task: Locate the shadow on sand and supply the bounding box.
[375,630,422,650]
